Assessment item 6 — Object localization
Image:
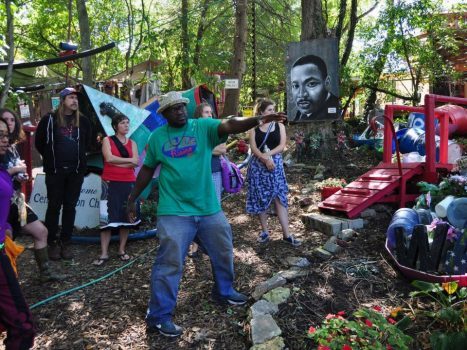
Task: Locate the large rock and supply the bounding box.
[252,275,287,300]
[284,256,310,268]
[250,336,285,350]
[249,300,279,319]
[262,287,291,305]
[277,268,308,280]
[251,314,282,345]
[301,213,363,235]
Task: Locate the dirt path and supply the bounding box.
[5,149,423,349]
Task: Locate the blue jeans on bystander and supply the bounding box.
[146,211,235,326]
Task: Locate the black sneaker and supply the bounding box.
[213,290,248,305]
[150,321,183,337]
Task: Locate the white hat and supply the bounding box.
[156,91,189,114]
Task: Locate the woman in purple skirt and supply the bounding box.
[246,98,301,247]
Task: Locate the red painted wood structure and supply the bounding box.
[319,94,467,218]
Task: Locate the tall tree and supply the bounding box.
[301,0,326,40]
[76,0,92,85]
[0,0,14,108]
[180,0,191,89]
[222,0,248,117]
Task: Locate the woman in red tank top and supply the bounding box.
[93,115,140,266]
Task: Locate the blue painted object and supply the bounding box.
[386,208,420,249]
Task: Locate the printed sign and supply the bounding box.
[19,103,30,118]
[224,79,239,89]
[29,173,102,229]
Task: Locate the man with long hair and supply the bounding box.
[35,87,91,261]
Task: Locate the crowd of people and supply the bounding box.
[0,87,301,346]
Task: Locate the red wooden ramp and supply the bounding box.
[318,163,425,218]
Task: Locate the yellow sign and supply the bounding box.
[243,107,253,117]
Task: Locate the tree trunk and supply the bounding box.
[363,0,395,119]
[335,0,347,40]
[76,0,92,85]
[0,0,14,108]
[193,0,210,69]
[301,0,326,40]
[340,0,357,68]
[222,0,248,117]
[180,0,191,89]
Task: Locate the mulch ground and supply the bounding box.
[3,147,431,349]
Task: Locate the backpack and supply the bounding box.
[220,156,244,193]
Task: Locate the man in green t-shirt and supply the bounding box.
[127,91,286,337]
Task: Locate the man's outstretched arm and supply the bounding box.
[127,165,156,222]
[217,113,287,137]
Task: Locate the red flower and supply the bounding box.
[337,311,346,316]
[372,305,382,312]
[342,345,352,350]
[325,313,336,319]
[387,317,396,325]
[386,345,393,350]
[318,346,331,350]
[308,326,316,334]
[365,319,373,327]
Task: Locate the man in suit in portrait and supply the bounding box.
[290,54,339,122]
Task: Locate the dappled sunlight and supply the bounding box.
[230,213,250,225]
[234,247,264,266]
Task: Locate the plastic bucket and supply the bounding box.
[435,104,467,137]
[408,113,439,131]
[386,208,420,249]
[435,195,455,218]
[399,128,425,154]
[415,208,434,225]
[447,197,467,229]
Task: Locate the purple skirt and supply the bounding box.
[246,154,288,214]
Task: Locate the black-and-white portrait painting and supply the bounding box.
[286,38,340,122]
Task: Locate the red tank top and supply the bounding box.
[102,137,136,182]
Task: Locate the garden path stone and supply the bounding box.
[250,314,282,345]
[249,300,279,319]
[252,274,287,300]
[338,228,358,241]
[284,256,310,268]
[323,236,343,254]
[249,336,285,350]
[277,267,308,280]
[262,287,290,305]
[313,247,332,260]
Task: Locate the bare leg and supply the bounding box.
[259,212,269,233]
[22,220,47,250]
[118,228,129,255]
[274,198,291,238]
[99,230,111,259]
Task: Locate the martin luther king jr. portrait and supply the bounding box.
[286,39,340,122]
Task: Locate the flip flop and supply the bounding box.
[92,257,109,266]
[118,252,131,261]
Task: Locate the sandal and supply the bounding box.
[118,252,131,261]
[92,257,109,266]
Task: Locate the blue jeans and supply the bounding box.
[146,211,235,325]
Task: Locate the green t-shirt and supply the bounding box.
[144,118,227,216]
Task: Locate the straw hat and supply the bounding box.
[157,91,189,114]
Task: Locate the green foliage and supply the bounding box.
[140,199,156,224]
[410,280,467,349]
[307,308,412,350]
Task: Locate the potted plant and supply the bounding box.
[315,178,347,200]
